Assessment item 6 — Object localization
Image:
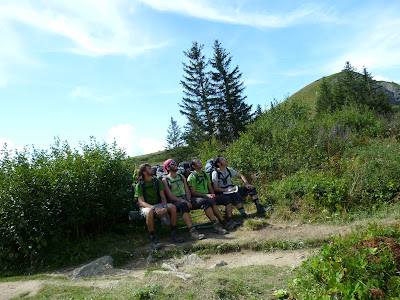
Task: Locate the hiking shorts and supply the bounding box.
[171,196,191,214]
[238,186,258,197]
[139,203,174,218]
[190,197,216,210]
[214,194,232,206]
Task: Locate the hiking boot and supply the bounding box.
[150,237,162,250]
[226,220,239,231]
[171,231,185,243]
[189,227,205,240]
[213,221,228,234]
[256,205,266,216]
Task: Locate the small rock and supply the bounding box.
[162,262,178,271]
[209,260,227,269]
[146,253,154,263]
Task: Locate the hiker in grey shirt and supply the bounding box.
[212,155,267,219]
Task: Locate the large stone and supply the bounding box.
[179,254,204,265]
[70,255,114,279]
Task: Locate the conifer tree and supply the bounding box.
[254,104,264,121]
[210,40,252,143]
[179,42,216,146]
[316,77,334,115]
[165,117,183,150]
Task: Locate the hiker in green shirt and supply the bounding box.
[162,158,227,236]
[187,158,237,231]
[135,163,184,250]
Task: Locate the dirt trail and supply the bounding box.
[0,219,392,300]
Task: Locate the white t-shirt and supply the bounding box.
[212,167,237,188]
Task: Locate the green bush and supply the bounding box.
[290,223,400,298]
[0,138,133,274]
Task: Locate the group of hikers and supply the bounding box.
[134,155,268,250]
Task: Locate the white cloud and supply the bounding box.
[325,11,400,75]
[244,78,266,85]
[139,137,165,155]
[71,86,103,102]
[137,0,334,28]
[373,75,389,82]
[107,124,165,156]
[0,138,24,156]
[0,0,167,58]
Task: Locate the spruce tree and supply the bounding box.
[210,40,252,143]
[179,42,216,146]
[165,117,183,150]
[316,77,334,115]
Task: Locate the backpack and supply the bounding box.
[205,158,216,179]
[205,158,232,187]
[152,165,164,180]
[178,162,191,179]
[165,174,185,191]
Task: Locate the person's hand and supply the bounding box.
[186,200,192,209]
[246,184,255,190]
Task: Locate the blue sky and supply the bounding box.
[1,0,399,157]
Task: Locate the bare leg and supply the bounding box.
[204,207,217,222]
[145,210,155,232]
[181,212,193,227]
[167,204,177,226]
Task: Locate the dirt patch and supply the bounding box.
[0,280,42,300]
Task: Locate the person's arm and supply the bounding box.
[156,190,168,215]
[183,177,191,200]
[138,196,152,208]
[236,172,255,190]
[212,181,229,193]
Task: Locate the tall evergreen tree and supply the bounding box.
[165,117,183,150]
[316,77,334,115]
[179,42,216,146]
[210,40,252,143]
[254,104,264,121]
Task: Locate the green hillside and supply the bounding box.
[286,72,400,114]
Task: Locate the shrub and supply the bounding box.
[0,138,133,274]
[290,223,400,298]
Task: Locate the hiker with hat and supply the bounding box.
[135,163,185,250]
[162,159,228,236]
[212,155,268,218]
[187,158,237,232]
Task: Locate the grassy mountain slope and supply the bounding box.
[286,72,400,113]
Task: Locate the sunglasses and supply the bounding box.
[169,161,177,166]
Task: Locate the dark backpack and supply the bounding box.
[178,162,191,179]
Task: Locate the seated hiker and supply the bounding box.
[161,159,206,240]
[212,155,267,218]
[135,163,184,250]
[187,158,237,232]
